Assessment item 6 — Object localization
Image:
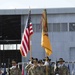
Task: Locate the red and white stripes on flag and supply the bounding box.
[20,10,33,57]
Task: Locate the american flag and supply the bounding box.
[22,66,24,75]
[20,10,33,57]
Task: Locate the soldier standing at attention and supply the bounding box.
[25,57,34,75]
[10,59,21,75]
[44,56,55,75]
[28,58,44,75]
[55,58,70,75]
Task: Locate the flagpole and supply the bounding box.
[41,9,51,75]
[46,66,48,75]
[28,6,32,59]
[28,7,33,59]
[30,36,32,59]
[46,54,48,75]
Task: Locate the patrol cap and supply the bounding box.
[58,58,65,62]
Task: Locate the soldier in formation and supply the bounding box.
[10,59,21,75]
[25,57,70,75]
[55,58,70,75]
[25,56,55,75]
[25,57,34,75]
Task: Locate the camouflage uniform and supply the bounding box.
[28,65,43,75]
[42,65,55,75]
[25,64,33,75]
[55,58,70,75]
[50,64,55,75]
[10,67,21,75]
[9,59,21,75]
[56,65,70,75]
[39,66,45,75]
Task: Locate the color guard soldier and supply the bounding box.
[55,58,70,75]
[43,56,55,75]
[28,58,44,75]
[25,57,34,75]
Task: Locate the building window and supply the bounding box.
[17,44,20,50]
[4,44,16,50]
[36,24,41,32]
[33,24,36,32]
[53,23,60,32]
[33,23,68,32]
[0,44,21,50]
[60,23,68,31]
[48,23,53,32]
[48,23,68,32]
[33,24,41,32]
[69,23,75,31]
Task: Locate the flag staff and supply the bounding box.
[44,52,48,75]
[29,6,32,58]
[29,7,33,59]
[30,37,32,59]
[41,9,52,75]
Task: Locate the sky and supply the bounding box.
[0,0,75,9]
